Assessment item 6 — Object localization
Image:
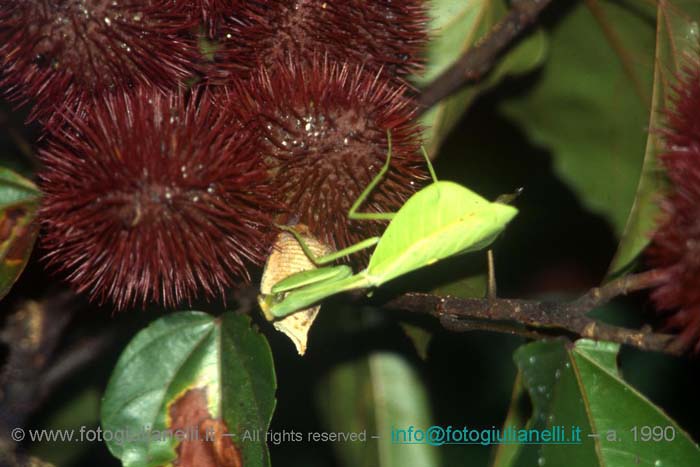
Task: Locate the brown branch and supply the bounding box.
[39,331,116,402]
[383,270,682,356]
[0,294,78,431]
[417,0,553,111]
[572,268,671,313]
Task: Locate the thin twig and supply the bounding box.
[572,268,670,313]
[383,270,681,356]
[0,293,78,432]
[417,0,554,111]
[39,331,117,401]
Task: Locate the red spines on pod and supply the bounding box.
[0,0,200,127]
[206,0,428,84]
[39,86,277,310]
[647,58,700,353]
[232,58,427,254]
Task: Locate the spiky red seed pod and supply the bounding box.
[232,58,427,254]
[39,86,276,310]
[0,0,200,127]
[646,59,700,353]
[207,0,428,84]
[193,0,233,37]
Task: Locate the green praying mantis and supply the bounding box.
[259,132,519,320]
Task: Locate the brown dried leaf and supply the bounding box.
[259,226,332,355]
[168,388,242,467]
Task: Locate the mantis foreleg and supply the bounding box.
[268,272,371,318]
[271,265,352,294]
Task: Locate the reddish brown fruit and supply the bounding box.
[0,0,199,127]
[207,0,428,84]
[194,0,234,36]
[233,58,427,255]
[646,59,700,353]
[39,86,276,310]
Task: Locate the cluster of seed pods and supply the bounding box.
[0,0,429,309]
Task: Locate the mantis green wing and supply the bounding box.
[365,181,518,286]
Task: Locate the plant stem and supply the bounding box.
[417,0,554,111]
[383,269,682,356]
[572,268,671,313]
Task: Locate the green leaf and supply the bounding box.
[608,0,700,276]
[431,271,488,298]
[500,1,655,240]
[511,339,700,467]
[418,0,547,154]
[30,387,100,466]
[0,168,41,207]
[101,311,276,467]
[490,372,529,467]
[0,167,41,300]
[398,322,432,360]
[317,352,440,467]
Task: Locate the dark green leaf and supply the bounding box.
[511,339,700,467]
[609,0,700,276]
[101,311,276,467]
[398,322,432,360]
[431,271,488,298]
[501,1,655,239]
[30,387,100,466]
[418,0,547,154]
[0,167,41,300]
[490,373,529,467]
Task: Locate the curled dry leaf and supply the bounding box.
[259,225,332,355]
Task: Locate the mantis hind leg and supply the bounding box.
[487,249,497,301]
[277,225,380,266]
